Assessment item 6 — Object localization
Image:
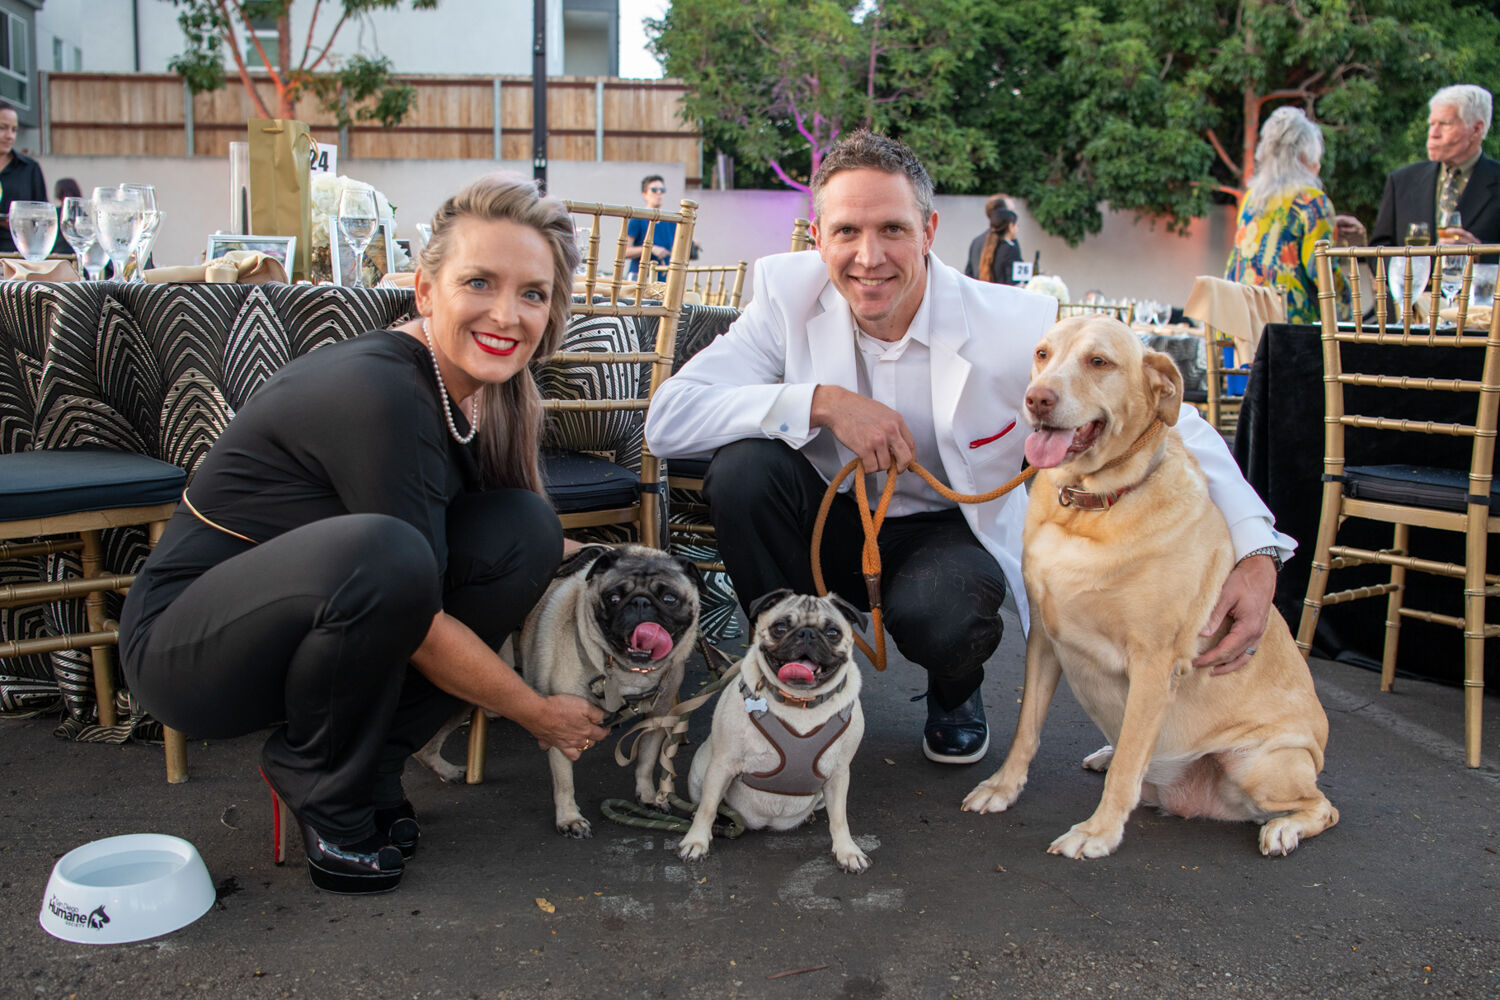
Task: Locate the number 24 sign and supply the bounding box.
[308,142,338,176]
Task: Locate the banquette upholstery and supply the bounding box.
[0,280,681,751]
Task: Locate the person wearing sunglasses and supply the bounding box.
[625,174,684,276]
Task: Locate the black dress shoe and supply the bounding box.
[375,800,420,859]
[923,687,990,764]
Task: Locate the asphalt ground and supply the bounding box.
[4,605,1498,1000]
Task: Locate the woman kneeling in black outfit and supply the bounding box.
[119,173,609,894]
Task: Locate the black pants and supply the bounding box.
[125,490,561,841]
[704,439,1005,709]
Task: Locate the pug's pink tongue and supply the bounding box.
[629,622,675,660]
[777,661,817,685]
[1024,428,1076,468]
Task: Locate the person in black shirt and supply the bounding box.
[120,173,608,894]
[964,199,1023,285]
[0,101,49,254]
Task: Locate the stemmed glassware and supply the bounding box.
[1438,209,1466,305]
[9,201,58,262]
[59,197,98,275]
[337,184,379,287]
[122,183,160,279]
[92,186,146,282]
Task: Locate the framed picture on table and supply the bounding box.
[206,233,297,269]
[328,217,396,287]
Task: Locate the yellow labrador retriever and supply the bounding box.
[963,316,1337,858]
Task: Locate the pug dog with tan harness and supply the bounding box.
[963,316,1338,858]
[523,544,701,838]
[678,590,871,873]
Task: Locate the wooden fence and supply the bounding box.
[39,72,703,185]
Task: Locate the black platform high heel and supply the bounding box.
[261,768,405,894]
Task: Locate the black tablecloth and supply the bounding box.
[1233,322,1498,687]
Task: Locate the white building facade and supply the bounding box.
[34,0,617,80]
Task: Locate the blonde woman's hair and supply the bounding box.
[418,172,580,494]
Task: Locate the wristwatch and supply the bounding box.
[1240,546,1283,572]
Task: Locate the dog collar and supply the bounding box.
[1057,483,1131,509]
[588,673,662,729]
[1054,419,1166,512]
[745,674,848,710]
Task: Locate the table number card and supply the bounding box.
[308,142,338,177]
[1011,260,1034,283]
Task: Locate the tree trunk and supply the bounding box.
[276,15,297,119]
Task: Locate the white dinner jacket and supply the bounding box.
[646,250,1293,625]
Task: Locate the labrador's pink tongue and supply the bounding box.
[1024,428,1075,468]
[777,661,817,685]
[630,622,675,660]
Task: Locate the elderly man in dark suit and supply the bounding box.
[1371,84,1499,251]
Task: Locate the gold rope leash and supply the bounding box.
[811,418,1165,672]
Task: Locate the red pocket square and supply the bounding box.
[968,419,1017,450]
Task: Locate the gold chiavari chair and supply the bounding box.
[1296,239,1500,767]
[463,198,697,782]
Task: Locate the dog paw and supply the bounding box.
[833,843,871,874]
[1080,745,1114,772]
[556,816,593,839]
[1259,818,1302,857]
[678,834,711,862]
[961,780,1022,814]
[1047,823,1122,859]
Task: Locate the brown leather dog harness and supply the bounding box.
[738,680,854,797]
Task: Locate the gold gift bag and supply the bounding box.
[247,119,314,281]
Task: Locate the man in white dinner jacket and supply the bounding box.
[645,130,1293,764]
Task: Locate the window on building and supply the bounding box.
[52,37,61,73]
[0,13,30,108]
[245,14,279,71]
[71,46,81,72]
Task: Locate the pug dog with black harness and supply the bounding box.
[523,543,702,838]
[678,590,871,873]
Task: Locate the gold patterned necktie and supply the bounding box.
[1439,166,1463,217]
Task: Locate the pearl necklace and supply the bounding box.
[421,319,478,445]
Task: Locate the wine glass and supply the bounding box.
[1404,222,1431,246]
[60,196,96,255]
[121,184,159,279]
[8,201,58,262]
[337,184,379,287]
[80,237,109,281]
[1438,209,1465,305]
[92,186,145,282]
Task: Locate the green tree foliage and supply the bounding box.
[166,0,435,127]
[646,0,996,207]
[652,0,1500,244]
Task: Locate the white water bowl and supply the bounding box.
[39,834,215,945]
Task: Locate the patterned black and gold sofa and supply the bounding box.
[0,280,666,741]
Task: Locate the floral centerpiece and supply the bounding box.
[1024,273,1070,304]
[309,174,411,285]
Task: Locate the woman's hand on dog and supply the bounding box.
[526,694,609,761]
[1193,554,1277,675]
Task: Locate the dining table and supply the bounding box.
[1233,321,1499,688]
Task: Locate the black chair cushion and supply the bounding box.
[667,456,711,479]
[0,447,186,521]
[542,448,639,513]
[1343,464,1500,513]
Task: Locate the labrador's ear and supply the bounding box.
[1143,349,1184,426]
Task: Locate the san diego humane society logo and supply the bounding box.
[46,895,110,930]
